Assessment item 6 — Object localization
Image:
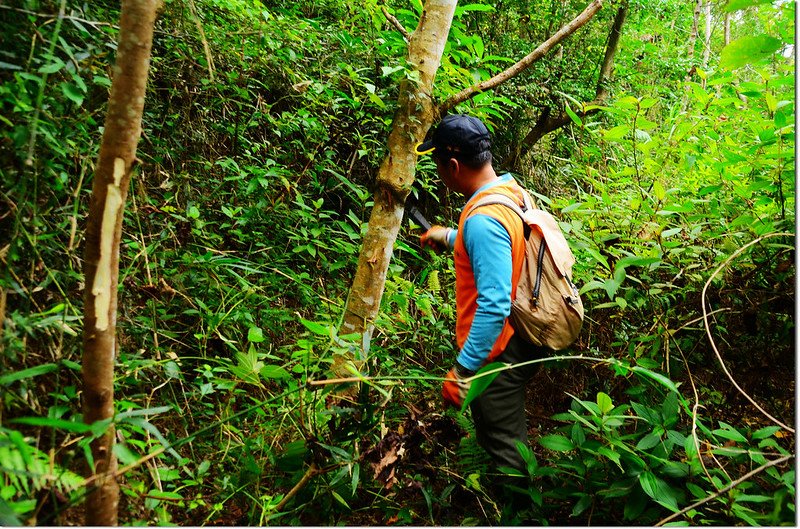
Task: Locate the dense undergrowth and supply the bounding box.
[0,0,795,525]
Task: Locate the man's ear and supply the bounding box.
[446,157,460,174]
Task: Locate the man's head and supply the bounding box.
[415,114,493,169]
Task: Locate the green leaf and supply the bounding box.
[461,362,505,411]
[456,3,495,13]
[712,427,747,443]
[751,426,782,440]
[652,180,666,201]
[598,446,623,470]
[604,124,630,141]
[11,416,93,433]
[247,326,265,343]
[636,431,662,450]
[596,392,613,414]
[61,83,84,106]
[260,365,290,380]
[720,36,783,70]
[630,366,679,393]
[725,0,773,12]
[539,434,575,452]
[565,104,583,127]
[571,494,592,517]
[639,471,680,512]
[0,363,59,385]
[299,318,331,336]
[38,59,66,74]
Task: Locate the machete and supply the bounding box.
[407,206,432,231]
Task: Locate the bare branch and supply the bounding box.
[440,0,604,112]
[382,6,411,41]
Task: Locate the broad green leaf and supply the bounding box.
[751,426,782,440]
[604,124,630,141]
[539,434,575,452]
[61,83,84,106]
[631,366,679,393]
[0,363,59,385]
[456,3,495,14]
[247,326,265,343]
[38,59,66,74]
[598,446,623,470]
[565,104,583,127]
[461,362,505,411]
[299,318,331,336]
[720,36,782,70]
[652,180,666,201]
[571,494,591,517]
[260,365,291,380]
[147,490,183,501]
[636,431,661,450]
[725,0,773,12]
[596,392,613,414]
[712,427,748,443]
[638,471,680,512]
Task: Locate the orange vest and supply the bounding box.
[453,180,527,364]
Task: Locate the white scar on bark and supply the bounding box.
[92,158,125,331]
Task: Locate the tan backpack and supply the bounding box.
[467,189,584,350]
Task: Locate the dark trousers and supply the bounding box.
[469,334,547,473]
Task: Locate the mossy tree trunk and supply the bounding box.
[81,1,157,525]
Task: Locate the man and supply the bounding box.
[415,114,547,479]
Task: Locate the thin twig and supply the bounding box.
[652,312,718,488]
[654,455,793,526]
[274,463,319,512]
[307,355,618,389]
[701,232,794,433]
[187,0,215,81]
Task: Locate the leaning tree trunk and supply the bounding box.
[82,1,157,525]
[335,0,458,376]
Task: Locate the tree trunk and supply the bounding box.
[336,0,457,376]
[82,1,157,525]
[702,0,712,70]
[724,12,731,46]
[508,0,626,167]
[685,0,702,79]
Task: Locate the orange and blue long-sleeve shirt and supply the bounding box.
[443,174,527,372]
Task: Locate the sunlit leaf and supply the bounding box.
[461,362,505,411]
[720,36,782,70]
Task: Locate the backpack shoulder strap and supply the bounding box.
[466,193,526,220]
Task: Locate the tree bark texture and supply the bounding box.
[724,12,730,46]
[81,1,157,525]
[337,0,457,375]
[508,1,626,167]
[440,0,604,112]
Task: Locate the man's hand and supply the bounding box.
[442,363,474,408]
[420,225,453,252]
